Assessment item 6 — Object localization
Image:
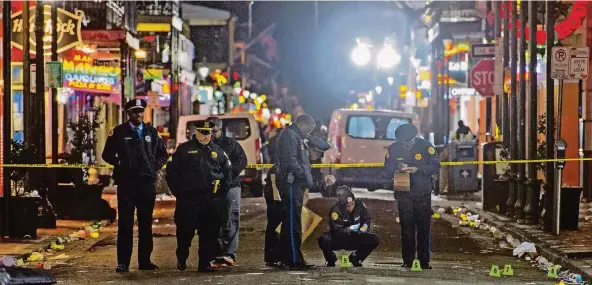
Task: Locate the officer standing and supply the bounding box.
[384,123,440,269]
[317,186,380,267]
[275,114,316,269]
[102,98,168,273]
[166,120,232,272]
[206,117,247,267]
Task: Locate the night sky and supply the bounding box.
[193,1,405,122]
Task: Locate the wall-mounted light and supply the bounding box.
[135,49,147,59]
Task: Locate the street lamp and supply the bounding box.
[351,43,372,66]
[377,44,401,69]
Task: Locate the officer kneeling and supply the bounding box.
[166,120,232,272]
[317,186,380,267]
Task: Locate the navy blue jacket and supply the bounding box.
[275,124,313,188]
[213,136,247,189]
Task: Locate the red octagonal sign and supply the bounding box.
[470,59,495,97]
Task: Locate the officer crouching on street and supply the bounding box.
[264,135,333,267]
[102,98,168,273]
[384,123,440,269]
[166,120,232,272]
[317,186,379,267]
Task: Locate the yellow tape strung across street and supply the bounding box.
[0,157,591,169]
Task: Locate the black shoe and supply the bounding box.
[289,263,315,270]
[349,254,363,267]
[326,261,336,267]
[115,264,129,273]
[266,261,284,268]
[400,264,411,268]
[138,262,159,271]
[421,263,433,270]
[177,261,187,271]
[198,266,217,272]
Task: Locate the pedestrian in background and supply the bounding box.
[275,114,316,269]
[102,99,168,273]
[206,116,248,267]
[384,123,440,269]
[166,120,232,272]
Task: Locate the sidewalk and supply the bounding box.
[435,199,592,283]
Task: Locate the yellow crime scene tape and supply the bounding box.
[0,157,590,169]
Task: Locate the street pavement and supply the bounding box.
[47,189,557,284]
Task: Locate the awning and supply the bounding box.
[181,4,231,26]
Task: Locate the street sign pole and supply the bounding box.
[2,0,13,238]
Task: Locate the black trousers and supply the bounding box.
[116,179,156,267]
[175,202,222,269]
[397,193,432,266]
[264,196,285,263]
[317,231,380,263]
[277,183,305,265]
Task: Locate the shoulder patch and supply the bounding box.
[415,153,422,160]
[428,147,436,155]
[108,128,114,136]
[211,151,218,159]
[331,212,339,221]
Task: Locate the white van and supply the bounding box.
[176,113,263,196]
[321,109,419,196]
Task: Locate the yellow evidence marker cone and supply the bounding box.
[489,265,501,277]
[502,264,513,276]
[340,255,351,268]
[411,259,422,272]
[547,265,558,278]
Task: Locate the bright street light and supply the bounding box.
[377,45,401,69]
[375,86,382,94]
[387,76,394,86]
[351,44,371,66]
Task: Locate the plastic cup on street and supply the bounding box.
[0,256,16,267]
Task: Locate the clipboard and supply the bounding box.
[393,172,411,191]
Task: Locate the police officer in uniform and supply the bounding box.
[264,135,332,267]
[384,124,440,269]
[275,114,316,269]
[206,117,247,267]
[102,98,168,273]
[166,120,232,272]
[317,186,380,267]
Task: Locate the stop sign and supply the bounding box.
[470,59,495,97]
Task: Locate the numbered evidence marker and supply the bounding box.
[547,264,559,278]
[340,255,351,268]
[489,265,501,277]
[502,264,514,276]
[411,259,422,272]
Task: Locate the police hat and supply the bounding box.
[194,120,214,131]
[125,98,147,112]
[336,185,355,205]
[395,123,417,142]
[307,136,331,152]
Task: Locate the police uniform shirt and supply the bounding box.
[328,200,372,235]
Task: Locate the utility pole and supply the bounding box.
[543,1,556,232]
[23,1,32,147]
[502,1,510,149]
[506,1,518,218]
[3,0,13,238]
[515,0,527,222]
[524,0,540,225]
[34,1,46,199]
[494,1,502,132]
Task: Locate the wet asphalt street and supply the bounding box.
[49,190,556,284]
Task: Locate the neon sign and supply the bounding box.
[63,52,121,94]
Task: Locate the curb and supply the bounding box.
[463,207,592,283]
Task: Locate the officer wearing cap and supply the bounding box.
[166,120,232,272]
[264,135,334,267]
[384,123,440,270]
[317,186,379,267]
[102,98,168,273]
[306,136,333,193]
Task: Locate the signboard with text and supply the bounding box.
[470,59,495,97]
[47,62,63,88]
[471,43,495,59]
[63,51,121,94]
[551,47,589,80]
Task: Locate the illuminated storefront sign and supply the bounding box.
[448,61,468,71]
[11,5,85,54]
[450,88,477,96]
[63,52,121,94]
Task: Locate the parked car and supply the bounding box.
[321,109,419,196]
[176,113,264,197]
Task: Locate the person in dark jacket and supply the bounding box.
[166,120,232,272]
[264,135,333,267]
[317,186,379,267]
[206,116,247,267]
[102,98,168,273]
[384,123,440,269]
[275,114,316,269]
[455,120,473,140]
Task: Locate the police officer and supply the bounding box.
[264,135,332,267]
[102,98,168,273]
[206,116,247,267]
[384,123,440,269]
[317,186,379,267]
[165,120,232,272]
[275,114,316,269]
